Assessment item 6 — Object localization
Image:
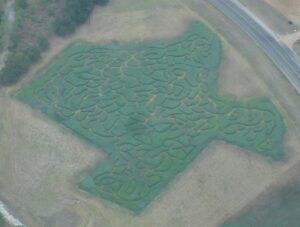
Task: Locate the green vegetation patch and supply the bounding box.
[53,0,109,37]
[17,21,285,214]
[0,214,4,227]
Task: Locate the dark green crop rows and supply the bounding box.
[17,21,285,214]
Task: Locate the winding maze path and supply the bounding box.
[17,22,285,213]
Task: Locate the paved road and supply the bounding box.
[0,201,24,227]
[209,0,300,94]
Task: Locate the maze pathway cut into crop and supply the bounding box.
[17,21,285,214]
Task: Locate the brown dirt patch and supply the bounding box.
[265,0,300,24]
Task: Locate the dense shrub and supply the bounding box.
[0,45,42,85]
[0,53,31,85]
[0,10,3,24]
[37,35,49,51]
[15,0,28,9]
[54,0,109,36]
[94,0,109,6]
[0,0,109,86]
[53,15,76,36]
[25,46,41,62]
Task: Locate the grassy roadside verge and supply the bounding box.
[293,40,300,58]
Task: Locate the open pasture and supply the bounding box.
[17,21,285,214]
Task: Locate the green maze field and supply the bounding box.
[17,21,285,214]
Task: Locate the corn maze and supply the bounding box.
[17,22,285,214]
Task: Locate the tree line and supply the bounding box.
[0,0,109,86]
[54,0,109,36]
[0,35,48,85]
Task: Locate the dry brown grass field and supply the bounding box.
[265,0,300,24]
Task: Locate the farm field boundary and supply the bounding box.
[16,21,285,214]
